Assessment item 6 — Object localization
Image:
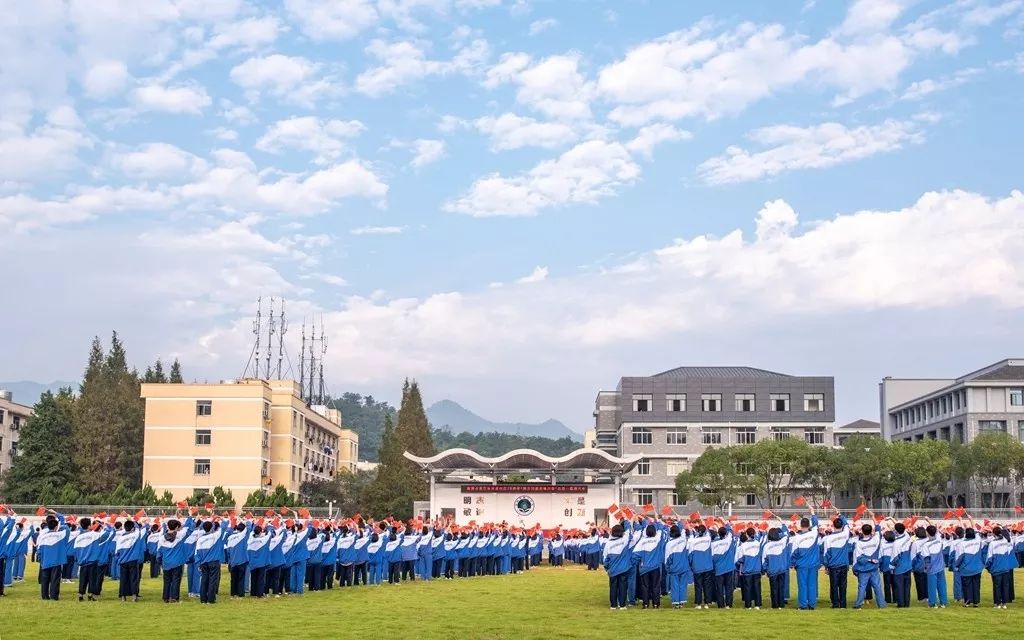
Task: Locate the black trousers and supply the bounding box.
[402,559,416,581]
[388,561,401,584]
[354,562,367,585]
[992,572,1012,605]
[119,561,141,598]
[62,558,75,580]
[961,573,981,605]
[275,566,289,594]
[0,558,5,596]
[229,563,247,597]
[149,555,161,578]
[162,566,183,602]
[609,572,629,608]
[693,570,715,605]
[338,564,353,586]
[40,566,63,600]
[250,566,268,597]
[742,574,762,608]
[638,569,661,607]
[828,566,848,608]
[444,559,455,579]
[769,573,787,608]
[306,563,321,591]
[893,572,911,607]
[78,562,102,597]
[715,571,735,608]
[883,571,894,603]
[199,562,221,603]
[913,570,928,601]
[432,558,444,578]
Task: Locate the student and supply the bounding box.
[366,527,386,586]
[664,524,691,608]
[852,522,886,609]
[146,523,163,578]
[889,521,913,608]
[12,519,33,581]
[62,523,79,584]
[687,521,715,608]
[711,522,736,609]
[116,519,147,602]
[949,526,964,603]
[73,517,114,602]
[247,524,274,597]
[821,510,852,608]
[283,521,306,594]
[955,526,984,607]
[193,520,227,604]
[34,510,71,600]
[443,532,459,579]
[548,531,564,567]
[631,523,664,609]
[353,526,370,585]
[923,522,948,608]
[267,522,288,596]
[603,523,634,609]
[337,526,357,586]
[761,525,790,609]
[430,528,445,579]
[157,516,195,603]
[736,527,762,609]
[879,529,896,603]
[910,526,929,604]
[226,520,251,598]
[790,508,821,610]
[985,525,1018,609]
[0,512,15,594]
[386,528,404,584]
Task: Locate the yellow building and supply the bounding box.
[0,390,33,477]
[141,379,358,502]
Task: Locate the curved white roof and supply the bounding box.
[404,447,641,472]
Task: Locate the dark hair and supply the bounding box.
[235,523,246,532]
[894,523,906,534]
[123,520,135,532]
[745,527,755,538]
[612,524,625,538]
[717,526,727,538]
[833,518,843,530]
[882,531,895,543]
[114,521,123,530]
[800,517,810,529]
[926,525,937,537]
[861,523,873,536]
[645,524,656,537]
[167,519,181,531]
[915,526,927,539]
[79,517,92,529]
[965,528,976,540]
[202,521,214,533]
[46,516,59,531]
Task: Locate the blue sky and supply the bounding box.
[2,0,1023,430]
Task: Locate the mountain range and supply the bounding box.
[0,380,76,406]
[426,399,581,441]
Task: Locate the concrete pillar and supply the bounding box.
[429,473,436,517]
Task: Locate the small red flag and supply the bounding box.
[204,502,215,512]
[955,506,966,517]
[728,514,738,522]
[688,511,701,522]
[821,499,832,509]
[855,503,867,517]
[280,507,290,515]
[703,516,715,529]
[621,507,634,520]
[944,510,955,519]
[789,513,799,522]
[608,503,619,514]
[761,510,773,520]
[642,504,654,514]
[298,508,310,518]
[1014,506,1023,514]
[794,496,806,507]
[660,505,673,516]
[175,500,187,509]
[265,510,275,518]
[873,514,884,524]
[757,522,769,532]
[36,506,46,516]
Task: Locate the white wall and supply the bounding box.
[434,483,616,529]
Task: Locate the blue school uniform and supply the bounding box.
[790,516,820,609]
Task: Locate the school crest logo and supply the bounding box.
[513,495,535,516]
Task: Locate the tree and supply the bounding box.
[328,393,397,462]
[887,439,951,508]
[833,436,894,505]
[674,447,748,508]
[431,429,579,457]
[960,432,1023,508]
[734,438,811,508]
[212,486,236,508]
[169,358,183,383]
[2,388,78,503]
[142,358,167,383]
[790,445,840,505]
[301,469,376,515]
[363,412,419,518]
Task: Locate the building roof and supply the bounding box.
[652,366,791,379]
[970,364,1024,381]
[836,419,880,432]
[403,448,641,473]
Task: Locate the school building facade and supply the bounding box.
[593,366,836,510]
[141,379,358,502]
[0,389,32,478]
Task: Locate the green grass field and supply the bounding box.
[2,564,1022,639]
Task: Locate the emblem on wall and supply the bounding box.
[513,495,536,516]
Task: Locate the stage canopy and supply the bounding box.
[403,447,641,474]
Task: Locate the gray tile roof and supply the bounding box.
[971,365,1024,381]
[652,366,792,379]
[836,419,880,431]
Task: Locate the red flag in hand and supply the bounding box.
[608,503,619,514]
[642,504,654,514]
[280,507,290,515]
[855,503,867,517]
[794,496,806,507]
[36,506,46,516]
[821,499,832,509]
[298,508,311,519]
[660,505,673,516]
[761,510,773,520]
[944,510,955,519]
[175,500,187,509]
[789,513,799,522]
[265,510,275,518]
[688,511,701,522]
[204,502,215,512]
[955,506,966,518]
[1014,506,1023,514]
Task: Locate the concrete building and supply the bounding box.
[594,366,835,509]
[141,379,358,502]
[833,419,881,447]
[0,390,32,477]
[880,358,1024,445]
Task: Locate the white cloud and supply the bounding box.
[351,225,405,235]
[697,119,924,185]
[207,126,239,141]
[528,18,558,35]
[410,138,445,168]
[113,142,207,179]
[139,219,290,255]
[0,106,91,181]
[625,123,692,158]
[485,52,593,119]
[437,114,467,133]
[82,60,130,99]
[230,54,338,107]
[284,0,378,40]
[446,139,640,216]
[255,116,366,163]
[311,272,349,287]
[474,112,578,150]
[517,265,548,283]
[900,67,982,100]
[355,38,489,97]
[132,82,211,114]
[963,0,1023,26]
[837,0,907,36]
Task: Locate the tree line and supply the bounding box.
[1,332,181,504]
[674,433,1024,510]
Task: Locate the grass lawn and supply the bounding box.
[2,564,1022,639]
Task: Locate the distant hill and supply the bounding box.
[427,399,582,441]
[0,380,77,406]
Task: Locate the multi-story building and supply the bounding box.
[0,390,32,477]
[594,366,835,508]
[141,379,358,502]
[880,358,1024,445]
[832,419,881,447]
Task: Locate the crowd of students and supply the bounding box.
[0,505,563,604]
[597,504,1023,610]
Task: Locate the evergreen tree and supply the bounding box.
[169,358,183,383]
[143,358,168,383]
[1,388,78,503]
[397,381,436,458]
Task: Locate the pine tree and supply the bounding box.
[169,358,183,383]
[397,381,435,458]
[143,358,168,383]
[74,337,113,495]
[1,388,78,503]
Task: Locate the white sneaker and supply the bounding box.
[755,606,760,610]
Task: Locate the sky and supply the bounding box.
[2,0,1023,432]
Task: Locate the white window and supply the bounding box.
[263,403,271,421]
[196,400,212,417]
[632,394,653,412]
[195,429,211,446]
[735,427,756,445]
[666,460,689,476]
[701,394,722,412]
[634,490,653,506]
[666,393,686,412]
[735,462,754,475]
[702,428,723,445]
[771,427,790,441]
[11,415,19,429]
[666,428,687,445]
[735,393,755,412]
[632,427,653,445]
[194,459,211,475]
[671,492,683,506]
[803,393,824,412]
[770,394,790,412]
[636,460,651,476]
[804,427,825,445]
[979,420,1007,432]
[1010,390,1024,406]
[262,431,270,449]
[745,494,757,506]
